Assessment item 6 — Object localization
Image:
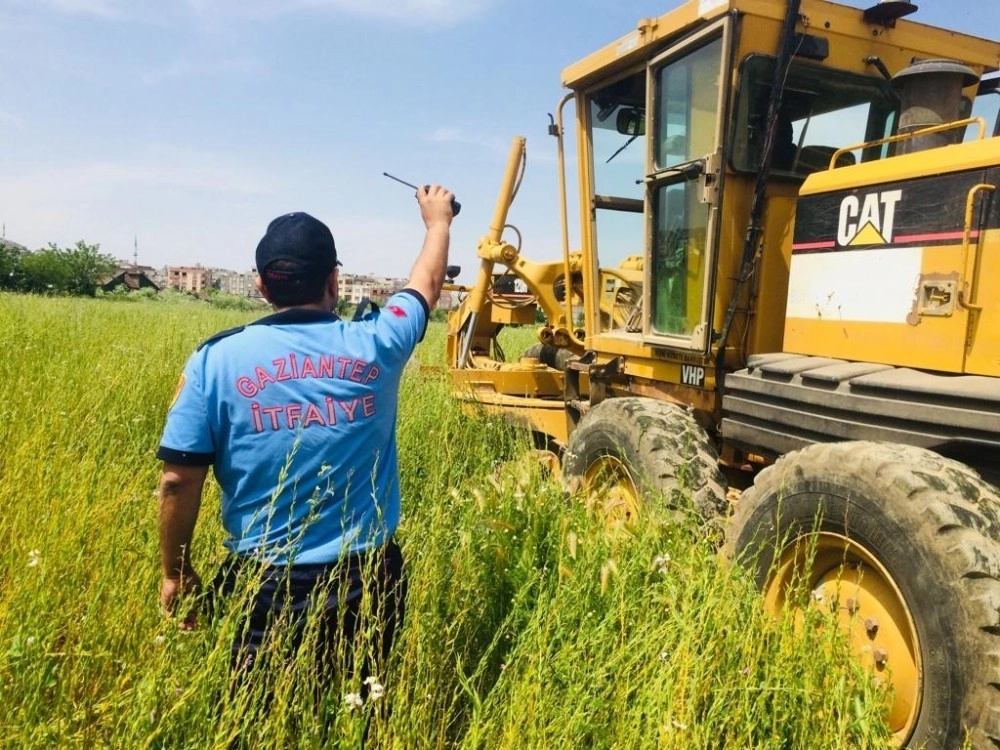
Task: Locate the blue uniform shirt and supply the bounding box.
[158,289,428,565]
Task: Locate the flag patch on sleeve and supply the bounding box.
[387,305,407,318]
[169,374,186,409]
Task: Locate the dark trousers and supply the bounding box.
[209,540,406,694]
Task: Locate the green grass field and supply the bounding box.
[0,293,893,749]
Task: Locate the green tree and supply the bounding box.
[17,247,71,293]
[62,241,118,296]
[0,241,26,290]
[12,241,117,296]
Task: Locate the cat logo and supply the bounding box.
[681,365,705,387]
[837,189,902,247]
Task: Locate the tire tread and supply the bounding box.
[725,440,1000,749]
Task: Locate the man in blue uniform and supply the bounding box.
[156,185,454,686]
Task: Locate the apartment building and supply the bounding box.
[166,265,212,293]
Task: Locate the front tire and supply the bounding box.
[725,441,1000,749]
[563,397,728,525]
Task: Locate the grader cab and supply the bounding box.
[444,0,1000,746]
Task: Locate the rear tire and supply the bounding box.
[563,397,728,525]
[725,441,1000,749]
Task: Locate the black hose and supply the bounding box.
[714,0,803,381]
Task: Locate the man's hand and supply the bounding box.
[417,184,455,229]
[408,184,453,308]
[158,462,208,630]
[160,570,202,630]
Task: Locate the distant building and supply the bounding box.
[99,262,420,305]
[213,269,259,297]
[0,238,28,254]
[437,290,459,310]
[101,265,161,293]
[167,265,212,293]
[148,266,168,289]
[337,273,407,305]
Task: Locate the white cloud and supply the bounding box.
[18,0,495,30]
[0,147,277,260]
[0,149,274,198]
[428,127,515,153]
[0,110,25,128]
[428,127,559,164]
[139,54,263,86]
[303,0,496,24]
[25,0,122,18]
[180,0,495,27]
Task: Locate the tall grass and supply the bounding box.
[0,293,892,748]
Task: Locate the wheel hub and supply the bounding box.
[583,454,641,523]
[764,532,921,745]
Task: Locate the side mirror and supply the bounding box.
[616,107,645,137]
[446,265,461,281]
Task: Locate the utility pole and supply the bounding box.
[133,236,138,267]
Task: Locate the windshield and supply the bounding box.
[588,71,646,269]
[732,56,899,175]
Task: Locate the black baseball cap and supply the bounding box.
[255,212,341,281]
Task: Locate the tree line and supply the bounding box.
[0,240,119,297]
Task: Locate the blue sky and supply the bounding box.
[0,0,995,279]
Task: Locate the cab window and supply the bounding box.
[647,34,724,343]
[732,56,898,175]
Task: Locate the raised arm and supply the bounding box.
[406,184,454,309]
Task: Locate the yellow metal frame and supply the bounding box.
[447,0,1000,436]
[440,6,1000,748]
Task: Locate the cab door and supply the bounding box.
[643,18,731,352]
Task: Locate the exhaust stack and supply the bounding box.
[893,59,979,155]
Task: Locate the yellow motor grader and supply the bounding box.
[444,0,1000,746]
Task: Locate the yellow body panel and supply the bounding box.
[452,0,1000,433]
[458,391,569,446]
[784,244,972,371]
[802,138,1000,196]
[785,139,1000,374]
[452,365,564,399]
[563,0,1000,393]
[563,0,999,91]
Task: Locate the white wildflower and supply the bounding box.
[364,675,385,700]
[26,636,36,646]
[343,692,364,711]
[652,553,671,574]
[27,549,40,568]
[154,635,166,646]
